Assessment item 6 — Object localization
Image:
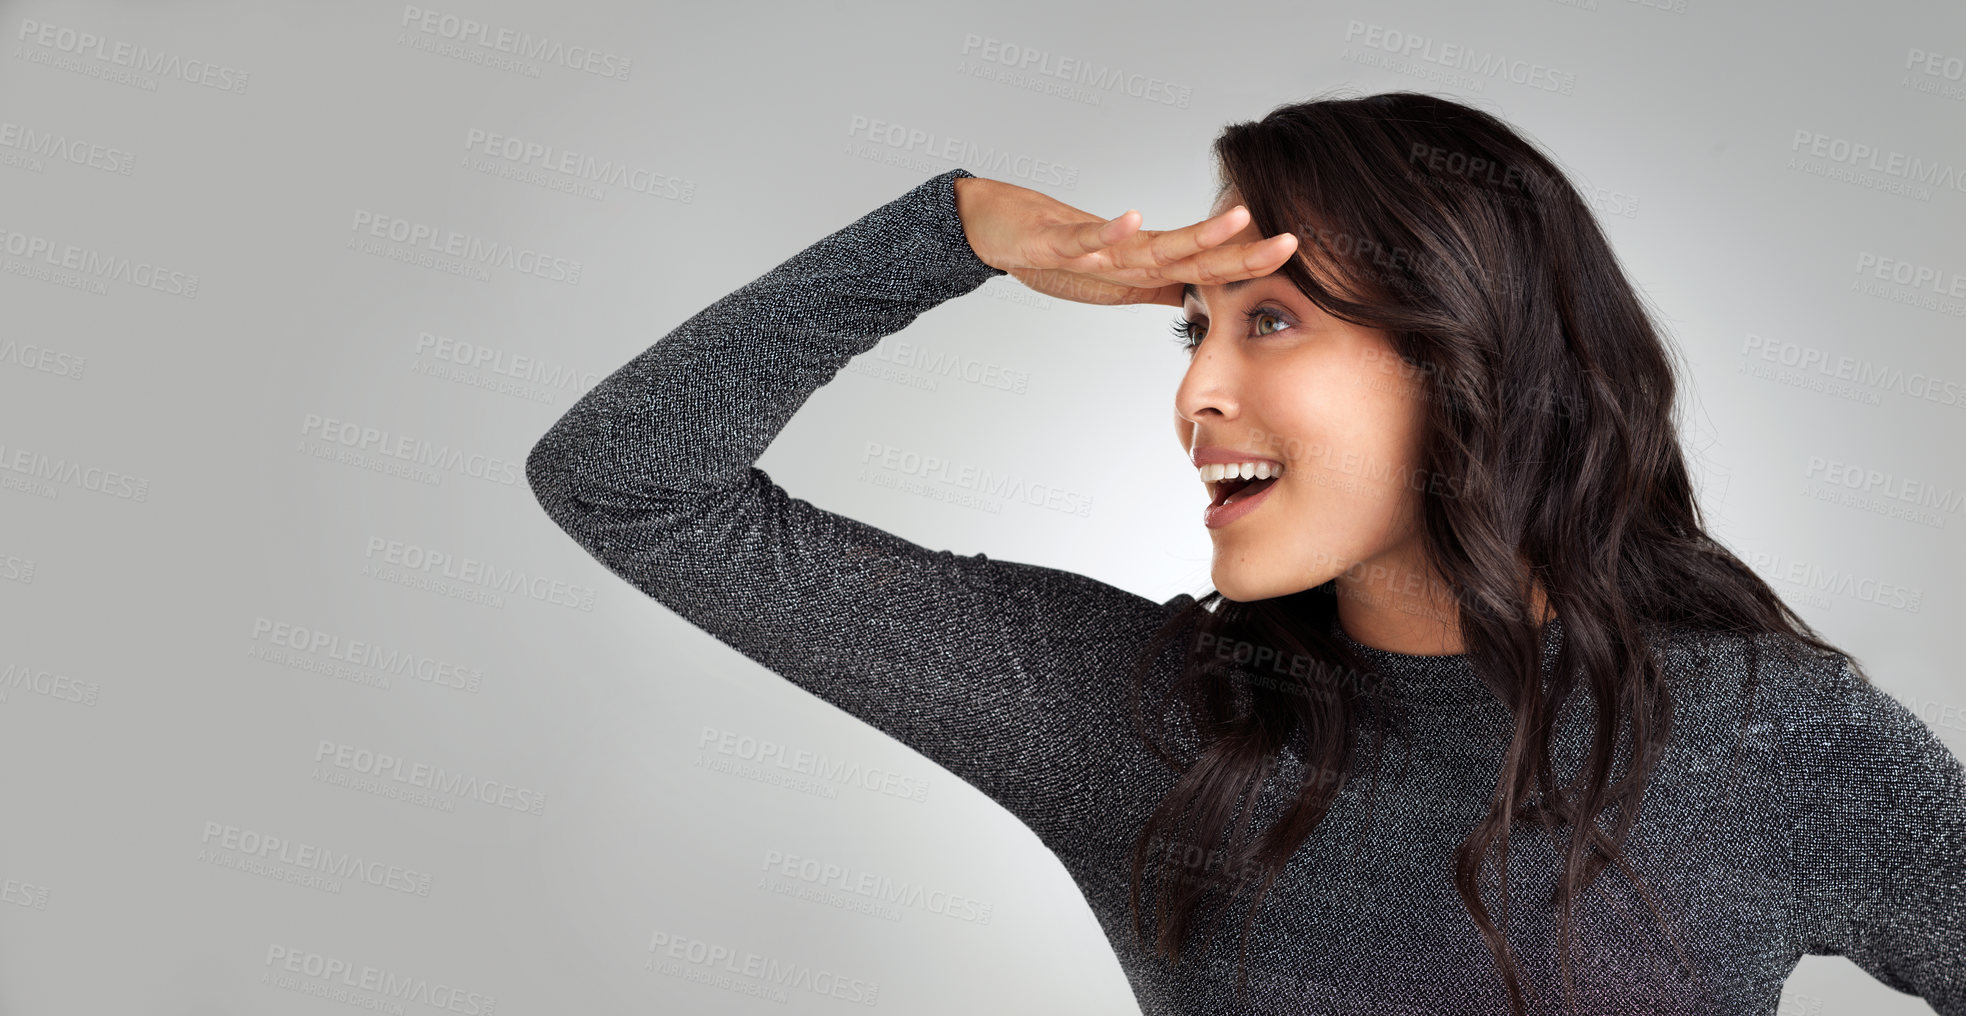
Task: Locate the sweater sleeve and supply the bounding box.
[1787,654,1966,1013]
[523,167,1180,839]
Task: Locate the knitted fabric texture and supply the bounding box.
[525,167,1966,1015]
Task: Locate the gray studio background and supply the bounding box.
[3,0,1963,1013]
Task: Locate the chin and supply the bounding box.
[1210,567,1272,604]
[1212,558,1329,603]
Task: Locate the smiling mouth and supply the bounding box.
[1210,474,1281,507]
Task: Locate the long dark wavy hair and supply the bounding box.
[1120,89,1858,1014]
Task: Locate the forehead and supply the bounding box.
[1181,272,1292,309]
[1185,187,1282,306]
[1186,184,1313,306]
[1210,183,1243,217]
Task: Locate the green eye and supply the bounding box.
[1168,307,1290,356]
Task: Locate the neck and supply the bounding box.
[1333,574,1553,657]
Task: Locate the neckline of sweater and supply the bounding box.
[1325,612,1569,715]
[1328,613,1563,665]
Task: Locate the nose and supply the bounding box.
[1173,344,1239,448]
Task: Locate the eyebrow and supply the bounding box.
[1181,277,1266,305]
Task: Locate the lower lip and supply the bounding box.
[1203,477,1280,529]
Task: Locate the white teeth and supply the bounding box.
[1197,461,1285,485]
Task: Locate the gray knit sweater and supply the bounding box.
[524,168,1966,1015]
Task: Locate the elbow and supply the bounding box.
[522,401,759,556]
[524,431,635,553]
[523,427,728,540]
[525,428,588,531]
[524,431,561,494]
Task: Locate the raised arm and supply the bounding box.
[523,168,1190,838]
[1786,655,1966,1013]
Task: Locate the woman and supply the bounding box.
[526,91,1966,1015]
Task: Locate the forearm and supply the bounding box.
[526,167,1004,520]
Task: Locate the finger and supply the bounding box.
[1103,203,1255,274]
[1160,232,1300,288]
[1048,209,1141,261]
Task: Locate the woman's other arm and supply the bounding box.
[1787,654,1966,1013]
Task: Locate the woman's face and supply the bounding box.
[1171,187,1436,609]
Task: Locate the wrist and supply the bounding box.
[952,175,1001,271]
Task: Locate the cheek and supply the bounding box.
[1265,361,1425,499]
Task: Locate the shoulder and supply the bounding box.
[1772,644,1957,784]
[1651,625,1879,708]
[1640,627,1943,775]
[1705,630,1929,753]
[1705,629,1966,847]
[1732,633,1966,969]
[1645,626,1842,736]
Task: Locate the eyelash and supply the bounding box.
[1167,307,1290,353]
